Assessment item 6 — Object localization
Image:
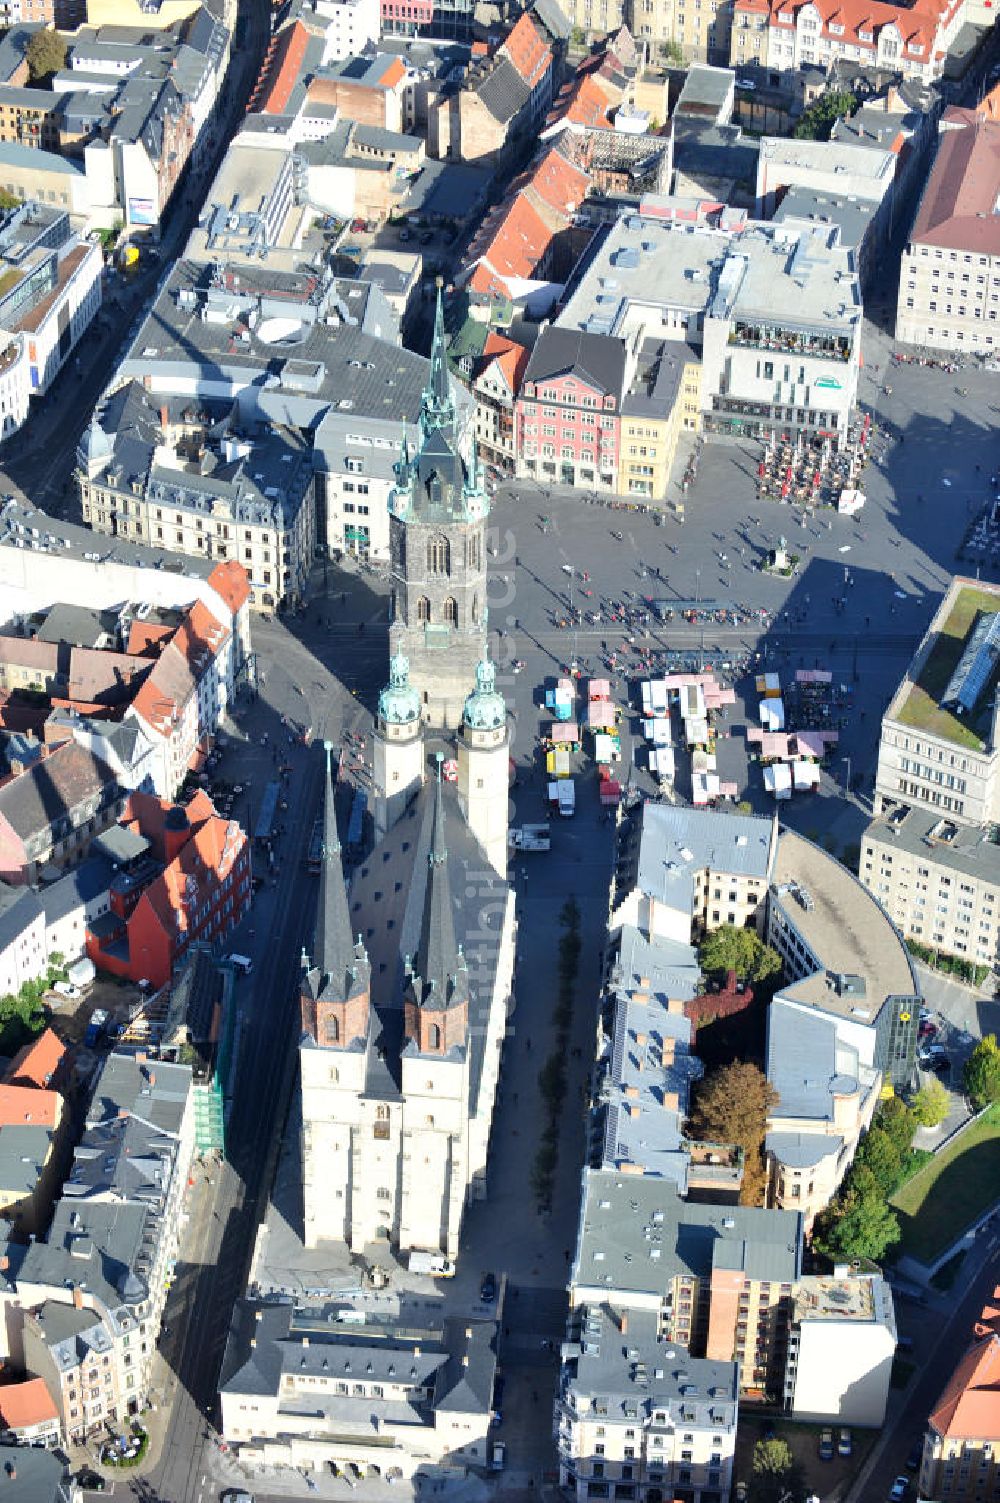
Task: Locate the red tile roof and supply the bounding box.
[131,796,247,948]
[502,12,551,89]
[251,20,312,115]
[0,1084,59,1130]
[909,109,1000,255]
[739,0,956,55]
[6,1029,65,1090]
[0,1379,58,1432]
[130,599,229,739]
[930,1335,1000,1442]
[125,621,173,657]
[208,561,252,616]
[479,332,530,394]
[463,142,590,299]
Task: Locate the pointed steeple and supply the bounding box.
[420,279,456,439]
[411,758,468,1012]
[313,741,366,1002]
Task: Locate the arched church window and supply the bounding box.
[471,594,479,625]
[326,1015,339,1044]
[376,1104,390,1121]
[417,596,431,623]
[443,597,458,626]
[427,535,450,575]
[389,590,397,621]
[428,1022,442,1050]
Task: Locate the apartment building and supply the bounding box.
[12,1050,195,1438]
[921,1333,1000,1503]
[82,259,465,567]
[783,1274,896,1426]
[620,339,702,500]
[78,384,315,614]
[861,805,1000,970]
[896,110,1000,354]
[0,742,124,885]
[0,886,45,996]
[430,12,555,167]
[570,1171,804,1401]
[608,803,777,946]
[85,789,251,988]
[874,578,1000,827]
[515,326,627,492]
[730,0,965,82]
[557,1304,739,1503]
[558,213,863,450]
[0,1076,68,1236]
[220,1300,499,1476]
[471,333,529,476]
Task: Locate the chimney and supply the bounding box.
[160,404,169,431]
[6,1463,15,1481]
[72,1286,84,1310]
[250,1338,256,1349]
[148,1072,156,1088]
[0,1256,8,1272]
[302,1335,309,1348]
[136,1052,147,1064]
[620,1312,628,1335]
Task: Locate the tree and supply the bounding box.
[688,1060,778,1206]
[26,27,67,82]
[753,1437,793,1478]
[815,1182,900,1263]
[878,1095,916,1157]
[793,88,857,141]
[965,1034,1000,1111]
[698,924,781,983]
[912,1078,950,1128]
[752,1437,800,1503]
[854,1125,903,1195]
[0,190,19,211]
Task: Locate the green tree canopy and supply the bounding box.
[26,28,67,82]
[698,924,781,983]
[815,1180,900,1263]
[912,1078,950,1128]
[854,1125,904,1195]
[753,1437,793,1477]
[793,88,857,140]
[688,1060,777,1206]
[965,1034,1000,1111]
[878,1095,916,1156]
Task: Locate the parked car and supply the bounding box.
[838,1429,853,1457]
[481,1271,497,1303]
[819,1428,835,1461]
[350,217,366,232]
[889,1478,910,1501]
[419,230,434,245]
[919,1019,939,1039]
[929,1056,951,1076]
[399,227,411,242]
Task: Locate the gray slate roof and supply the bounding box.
[572,1169,803,1298]
[0,1445,75,1503]
[0,884,42,952]
[477,58,531,124]
[523,326,627,400]
[87,1051,191,1137]
[564,1304,738,1421]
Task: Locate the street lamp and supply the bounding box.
[842,755,852,794]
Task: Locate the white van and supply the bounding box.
[227,954,253,975]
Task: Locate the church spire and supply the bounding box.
[413,758,467,1010]
[420,278,456,438]
[313,741,366,1001]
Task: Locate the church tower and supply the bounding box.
[400,766,470,1256]
[299,742,371,1247]
[387,285,489,730]
[372,649,424,839]
[457,656,509,880]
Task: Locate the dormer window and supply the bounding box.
[829,20,844,31]
[858,27,872,39]
[908,40,923,51]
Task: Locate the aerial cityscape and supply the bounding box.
[0,0,991,1497]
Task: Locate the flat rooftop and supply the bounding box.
[887,578,1000,753]
[771,830,916,1018]
[792,1273,892,1326]
[558,215,859,340]
[565,1304,738,1413]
